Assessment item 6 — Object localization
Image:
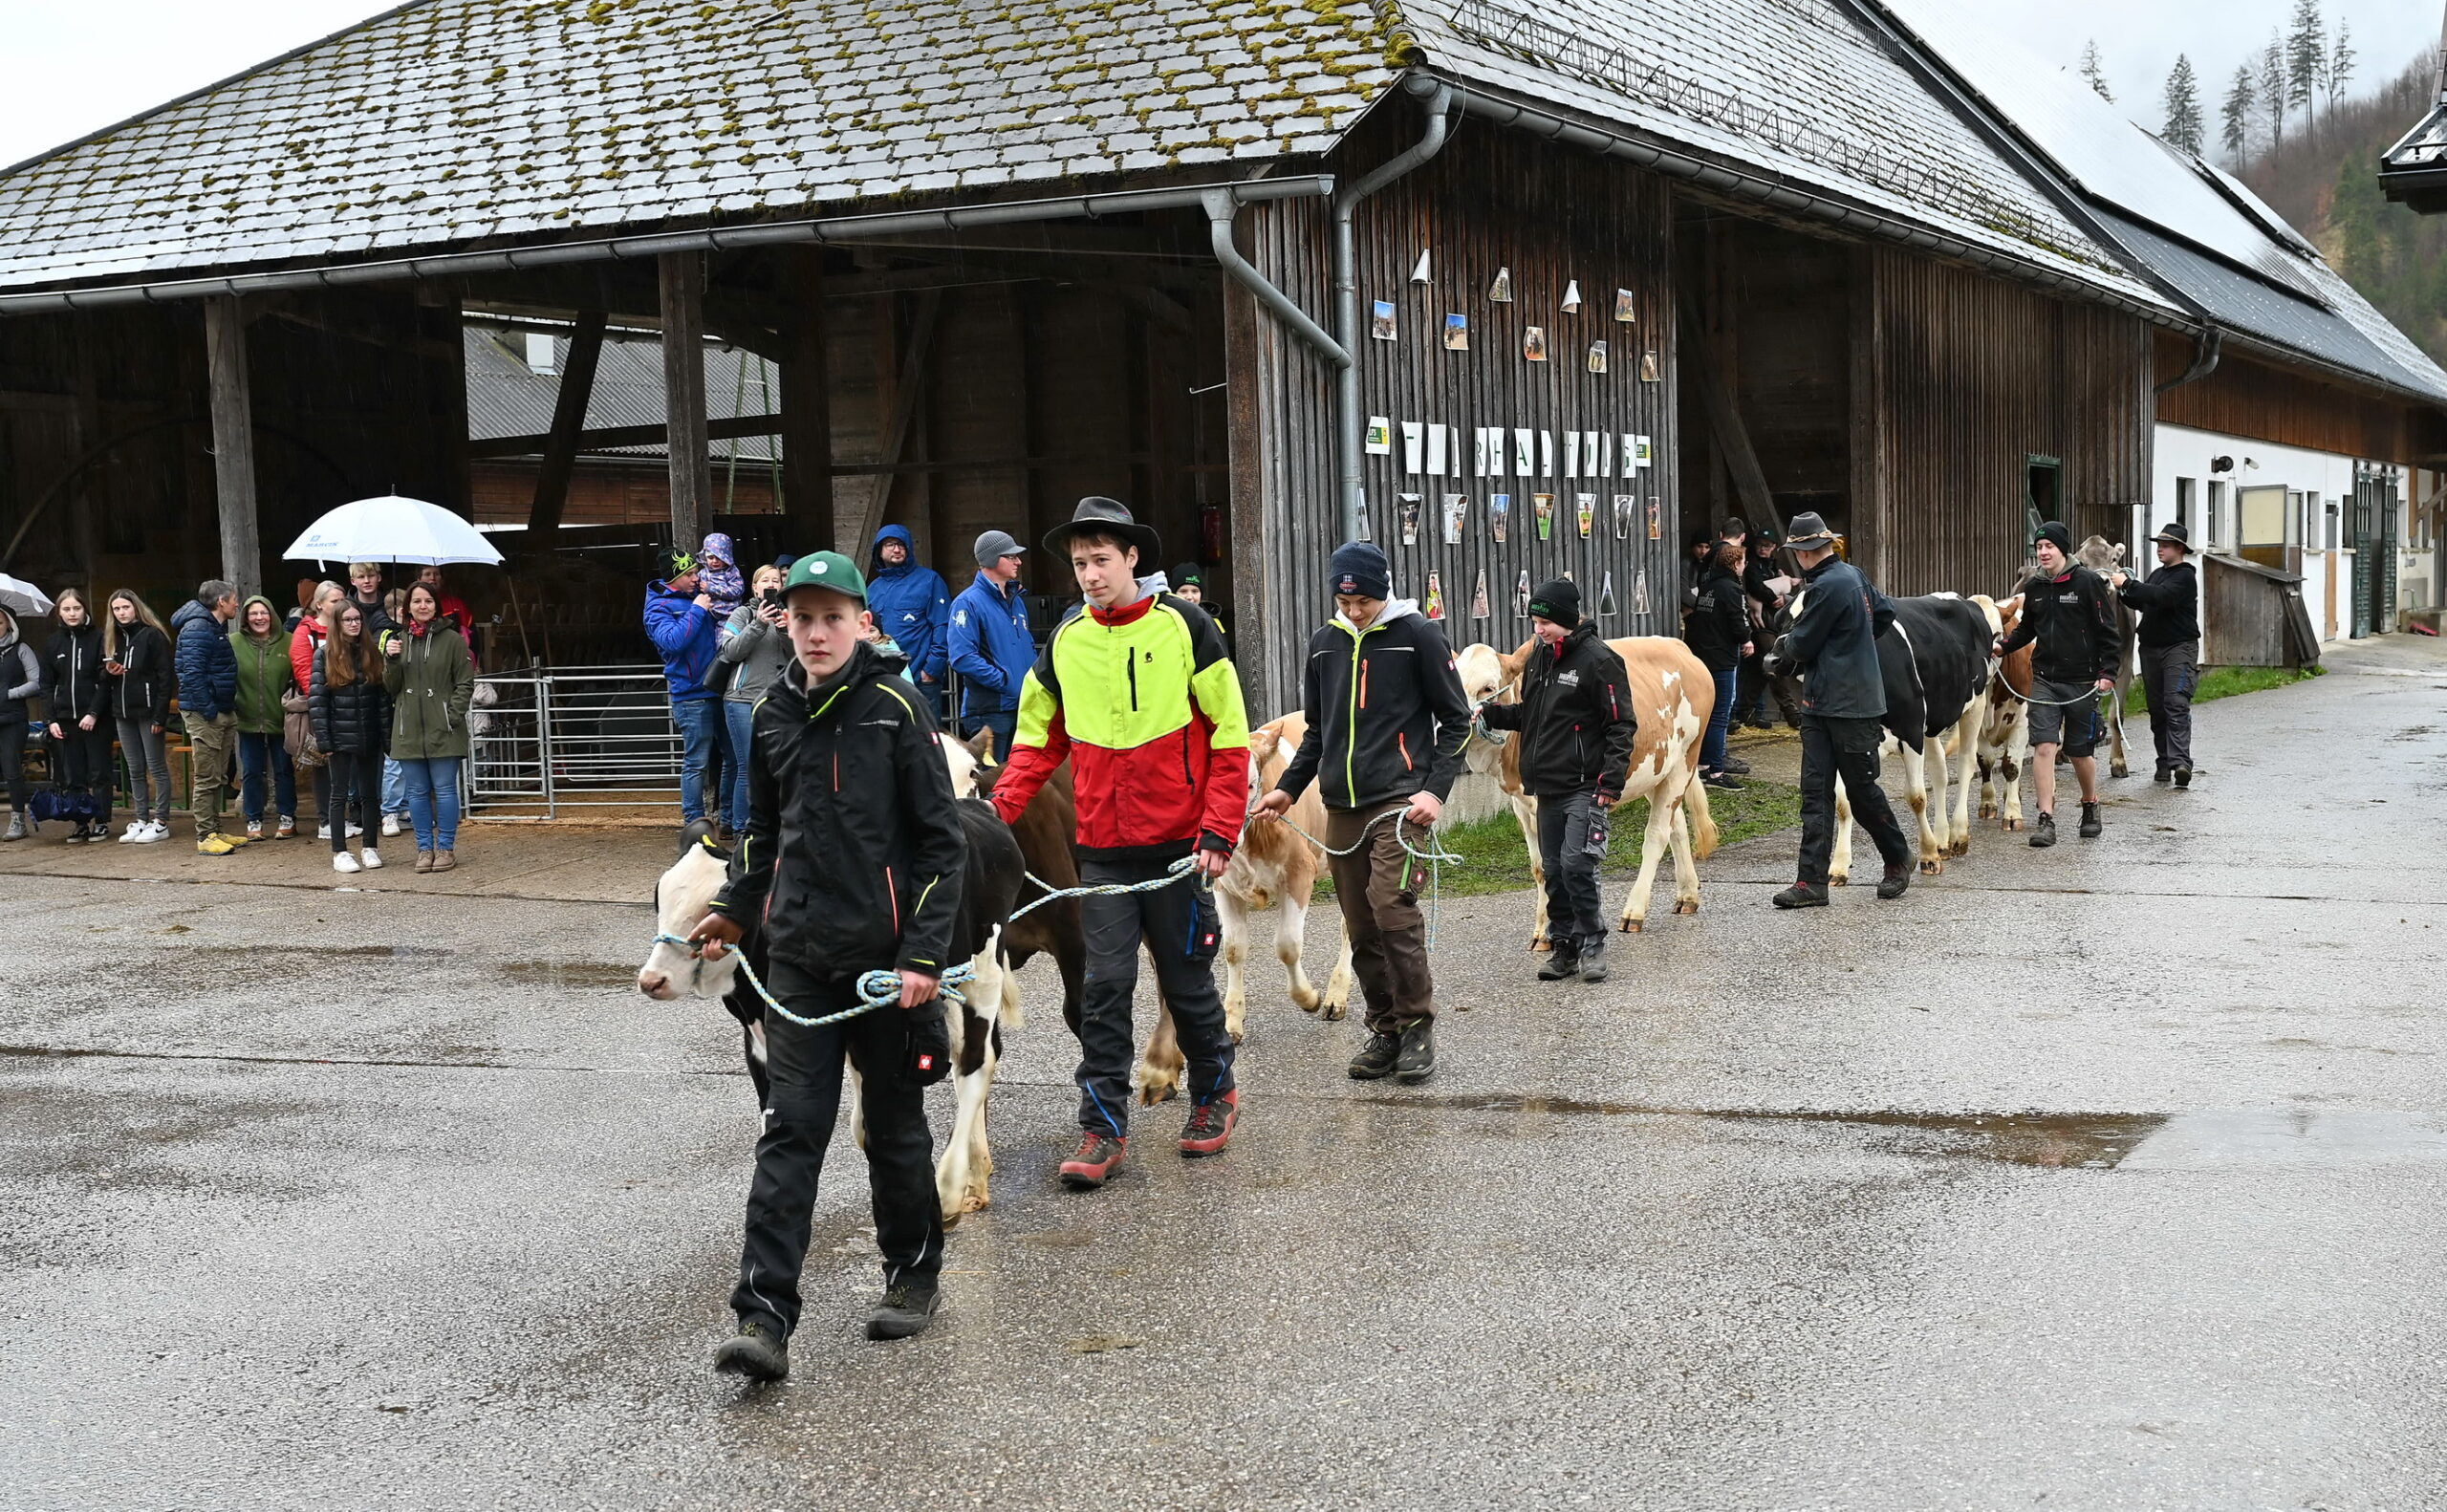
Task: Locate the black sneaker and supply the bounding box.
[2173,767,2192,789]
[2078,802,2102,839]
[712,1316,790,1380]
[1395,1018,1436,1084]
[1348,1031,1401,1080]
[1743,715,1776,731]
[1059,1130,1127,1189]
[2154,767,2172,785]
[1536,941,1581,982]
[1718,756,1752,775]
[1578,937,1610,983]
[866,1281,942,1341]
[2027,812,2057,848]
[1875,863,1912,900]
[1700,770,1743,791]
[1772,882,1829,909]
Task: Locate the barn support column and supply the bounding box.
[853,289,943,551]
[776,247,834,552]
[204,295,262,595]
[659,252,713,550]
[527,307,608,549]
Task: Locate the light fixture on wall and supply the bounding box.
[2210,455,2234,474]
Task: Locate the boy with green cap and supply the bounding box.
[687,551,968,1378]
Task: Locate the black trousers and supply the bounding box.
[326,751,377,853]
[1796,715,1912,885]
[1076,852,1234,1134]
[1532,788,1606,947]
[2138,640,2198,772]
[732,957,942,1335]
[0,717,31,811]
[56,722,115,812]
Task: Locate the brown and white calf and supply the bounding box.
[2076,535,2139,779]
[1455,636,1720,946]
[1972,593,2033,831]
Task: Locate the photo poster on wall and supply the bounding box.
[1524,325,1548,362]
[1426,423,1448,476]
[1534,493,1555,541]
[1575,493,1595,539]
[1471,570,1491,620]
[1397,493,1422,546]
[1647,498,1661,540]
[1599,570,1617,616]
[1640,350,1661,381]
[1441,493,1467,544]
[1614,494,1635,539]
[1366,417,1393,455]
[1632,569,1651,615]
[1588,340,1608,374]
[1444,313,1469,351]
[1615,288,1637,323]
[1355,488,1371,541]
[1424,570,1444,620]
[1515,570,1532,617]
[1372,300,1397,341]
[1401,421,1424,474]
[1489,492,1511,542]
[1489,267,1513,302]
[1512,428,1533,476]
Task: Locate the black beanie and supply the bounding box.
[1328,541,1391,601]
[1527,576,1582,627]
[2035,520,2073,553]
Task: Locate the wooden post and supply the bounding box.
[204,296,262,595]
[660,253,713,550]
[853,289,943,551]
[775,248,834,552]
[527,308,608,549]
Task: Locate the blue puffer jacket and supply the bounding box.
[865,525,949,682]
[948,573,1033,717]
[644,580,722,702]
[171,599,238,722]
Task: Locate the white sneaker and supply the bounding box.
[347,823,364,838]
[360,848,383,870]
[133,822,166,844]
[317,823,333,841]
[116,823,139,843]
[381,813,401,838]
[333,852,361,874]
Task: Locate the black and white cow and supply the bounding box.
[1819,593,2000,882]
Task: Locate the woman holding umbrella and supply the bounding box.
[383,581,474,873]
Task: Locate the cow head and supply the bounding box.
[1966,593,2007,639]
[942,729,982,800]
[637,833,741,1001]
[2076,535,2124,573]
[1454,642,1523,705]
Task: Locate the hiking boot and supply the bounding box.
[1348,1030,1401,1080]
[712,1316,790,1381]
[415,851,435,874]
[1700,769,1743,791]
[1180,1088,1240,1156]
[1875,863,1912,900]
[1536,940,1581,981]
[2174,767,2192,789]
[431,849,456,873]
[1059,1131,1128,1189]
[1,814,25,842]
[1578,936,1610,984]
[2078,802,2102,839]
[865,1281,942,1341]
[1743,715,1775,730]
[2028,812,2058,848]
[2154,767,2172,785]
[1395,1018,1437,1084]
[1718,756,1752,775]
[1773,881,1829,909]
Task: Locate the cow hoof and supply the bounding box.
[1530,938,1551,953]
[1620,918,1643,933]
[1918,859,1941,875]
[2003,818,2023,832]
[1323,1001,1348,1022]
[1830,875,1849,888]
[2111,765,2130,780]
[1290,988,1321,1013]
[1672,899,1699,916]
[1978,803,1996,819]
[1949,840,1970,857]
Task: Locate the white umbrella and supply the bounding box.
[0,572,54,618]
[283,495,505,567]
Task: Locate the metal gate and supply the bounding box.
[466,664,690,817]
[2350,472,2403,638]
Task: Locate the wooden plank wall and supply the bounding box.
[1861,248,2152,600]
[2153,335,2429,464]
[1238,119,1680,717]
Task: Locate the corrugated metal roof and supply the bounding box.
[1394,0,2173,311]
[0,0,1395,292]
[464,329,781,461]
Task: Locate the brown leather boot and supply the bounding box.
[430,849,457,872]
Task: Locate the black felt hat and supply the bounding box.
[1043,496,1160,564]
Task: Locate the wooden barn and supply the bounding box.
[3,0,2442,708]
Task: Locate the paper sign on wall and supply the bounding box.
[1489,493,1511,542]
[1424,570,1444,620]
[1533,493,1555,540]
[1512,428,1534,476]
[1473,427,1492,477]
[1539,430,1553,477]
[1397,493,1422,545]
[1365,417,1392,455]
[1575,493,1596,539]
[1613,495,1635,540]
[1400,421,1424,474]
[1425,423,1449,477]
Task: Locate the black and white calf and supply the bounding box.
[1827,593,1999,882]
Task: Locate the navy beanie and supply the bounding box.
[1328,541,1392,601]
[1527,576,1582,627]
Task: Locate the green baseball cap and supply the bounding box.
[782,550,867,603]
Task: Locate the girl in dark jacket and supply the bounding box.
[311,601,391,874]
[0,606,41,841]
[1681,543,1751,788]
[104,589,175,843]
[43,588,115,842]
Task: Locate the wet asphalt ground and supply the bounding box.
[5,639,2445,1510]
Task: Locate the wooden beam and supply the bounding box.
[1675,286,1782,538]
[525,308,608,548]
[205,296,262,595]
[853,288,942,551]
[776,247,834,551]
[467,411,783,460]
[659,252,714,549]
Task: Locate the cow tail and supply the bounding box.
[1685,767,1721,859]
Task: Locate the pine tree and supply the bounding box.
[2220,64,2257,161]
[2162,54,2205,156]
[2079,39,2113,102]
[2325,20,2356,110]
[2285,0,2326,124]
[2259,32,2288,152]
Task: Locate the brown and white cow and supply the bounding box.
[2075,535,2139,779]
[1973,593,2033,831]
[1455,635,1720,944]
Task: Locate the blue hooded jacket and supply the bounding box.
[948,572,1033,717]
[865,525,949,682]
[643,580,722,702]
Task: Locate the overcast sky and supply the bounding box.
[0,0,2438,171]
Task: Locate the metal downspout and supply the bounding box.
[1332,78,1456,541]
[2155,328,2222,395]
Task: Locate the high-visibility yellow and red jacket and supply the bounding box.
[990,592,1250,859]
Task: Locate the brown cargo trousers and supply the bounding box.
[1324,806,1438,1033]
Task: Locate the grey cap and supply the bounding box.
[973,529,1028,568]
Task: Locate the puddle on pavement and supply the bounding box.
[500,961,640,990]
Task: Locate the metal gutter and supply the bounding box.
[0,177,1336,315]
[1202,188,1350,382]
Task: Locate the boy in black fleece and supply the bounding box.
[1257,542,1474,1083]
[689,551,966,1379]
[1476,578,1638,983]
[2000,521,2119,845]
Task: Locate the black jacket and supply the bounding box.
[1277,603,1473,811]
[1783,556,1893,721]
[1477,622,1639,801]
[712,641,966,981]
[44,622,107,725]
[1682,564,1749,674]
[2003,566,2119,684]
[2118,560,2198,647]
[106,622,174,725]
[309,650,393,756]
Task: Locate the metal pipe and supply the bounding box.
[0,176,1336,316]
[1331,78,1455,541]
[1202,188,1349,370]
[2154,327,2222,395]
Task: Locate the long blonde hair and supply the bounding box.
[103,590,165,659]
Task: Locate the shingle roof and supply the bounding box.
[0,0,1397,292]
[464,328,782,461]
